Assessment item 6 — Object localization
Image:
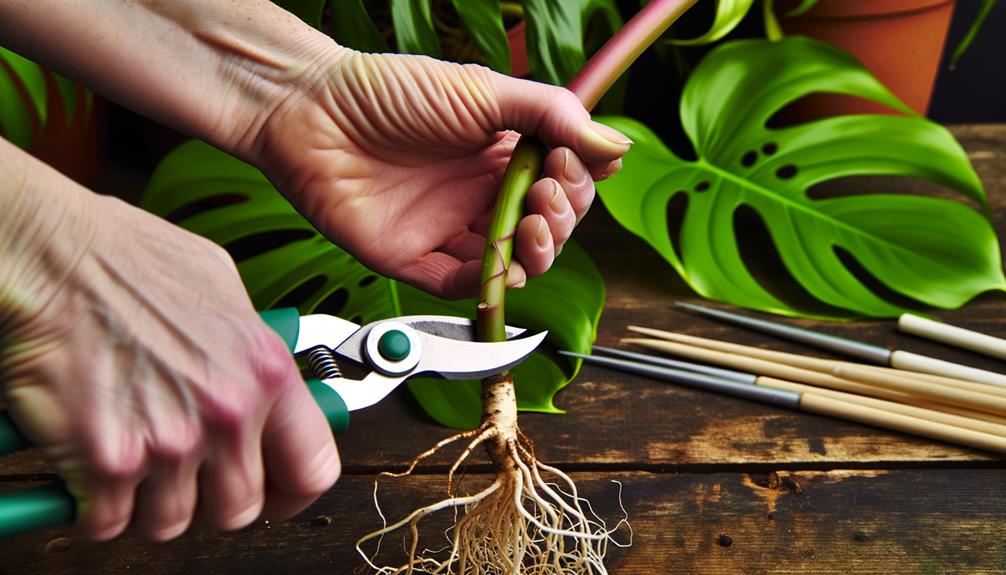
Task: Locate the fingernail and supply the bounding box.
[549,181,568,213]
[535,216,550,248]
[562,149,588,184]
[587,121,633,148]
[599,158,623,180]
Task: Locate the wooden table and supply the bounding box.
[2,126,1005,574]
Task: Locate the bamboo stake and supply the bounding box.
[623,338,1006,416]
[762,378,1006,438]
[627,326,1006,399]
[797,393,1006,454]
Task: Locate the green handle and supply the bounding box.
[258,307,301,352]
[0,485,74,538]
[0,413,29,455]
[259,308,350,435]
[307,379,350,436]
[0,308,348,538]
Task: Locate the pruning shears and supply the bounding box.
[0,308,545,538]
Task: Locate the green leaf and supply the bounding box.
[951,0,998,65]
[0,47,46,148]
[784,0,819,18]
[142,139,605,428]
[596,37,1003,318]
[273,0,327,29]
[52,74,80,123]
[521,0,622,85]
[391,0,442,57]
[329,0,391,53]
[669,0,755,46]
[451,0,511,73]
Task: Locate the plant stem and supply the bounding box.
[477,137,544,343]
[763,0,784,42]
[568,0,699,110]
[476,0,698,347]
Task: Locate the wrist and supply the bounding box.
[218,26,349,164]
[0,140,97,330]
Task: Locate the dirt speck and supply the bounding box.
[312,515,334,527]
[717,534,733,547]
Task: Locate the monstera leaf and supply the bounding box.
[142,140,604,429]
[596,36,1004,318]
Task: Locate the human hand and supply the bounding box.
[0,152,340,541]
[250,48,632,299]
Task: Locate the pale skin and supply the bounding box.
[0,0,629,542]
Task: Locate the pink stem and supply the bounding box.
[567,0,699,110]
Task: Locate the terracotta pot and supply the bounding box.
[507,21,531,78]
[780,0,955,117]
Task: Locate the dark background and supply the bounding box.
[105,1,1005,175]
[929,0,1005,123]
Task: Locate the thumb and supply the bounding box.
[487,73,632,164]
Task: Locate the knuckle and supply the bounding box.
[250,332,299,396]
[205,395,252,436]
[149,425,202,464]
[93,447,146,484]
[551,87,582,110]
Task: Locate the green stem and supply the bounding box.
[763,0,783,42]
[476,0,697,352]
[476,137,545,343]
[476,0,697,348]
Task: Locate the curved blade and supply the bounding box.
[414,330,548,380]
[395,315,526,342]
[334,315,530,366]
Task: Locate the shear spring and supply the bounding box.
[305,346,342,379]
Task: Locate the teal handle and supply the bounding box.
[0,308,348,538]
[260,308,350,435]
[259,307,301,352]
[0,485,74,538]
[307,379,350,436]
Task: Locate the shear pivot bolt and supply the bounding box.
[378,330,411,361]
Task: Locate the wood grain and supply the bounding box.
[1,469,1003,574]
[0,125,1004,573]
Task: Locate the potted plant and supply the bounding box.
[2,0,994,570]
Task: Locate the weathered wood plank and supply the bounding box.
[1,469,1003,574]
[4,128,1006,476]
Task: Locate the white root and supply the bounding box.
[357,424,628,574]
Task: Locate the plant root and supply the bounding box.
[356,423,630,574]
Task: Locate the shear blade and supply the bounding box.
[415,330,548,380]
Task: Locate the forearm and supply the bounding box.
[0,0,339,159]
[0,137,95,330]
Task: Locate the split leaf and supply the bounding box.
[596,36,1003,318]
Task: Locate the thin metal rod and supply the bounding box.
[589,344,756,384]
[675,302,893,365]
[560,350,801,409]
